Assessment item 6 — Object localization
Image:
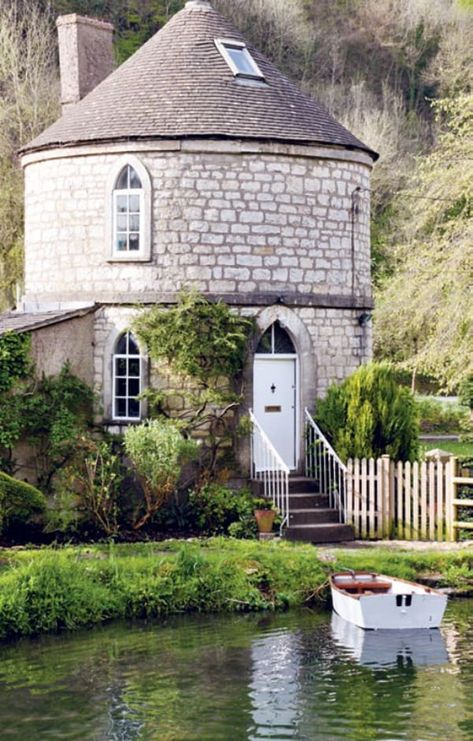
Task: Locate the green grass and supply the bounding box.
[421,440,473,458]
[0,539,472,641]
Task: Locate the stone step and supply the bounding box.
[289,477,317,494]
[285,523,355,544]
[288,493,329,509]
[288,508,339,526]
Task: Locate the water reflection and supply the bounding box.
[331,611,451,669]
[0,605,471,740]
[249,630,302,738]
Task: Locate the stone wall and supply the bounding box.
[93,303,369,422]
[23,140,372,308]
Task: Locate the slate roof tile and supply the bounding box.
[23,0,377,160]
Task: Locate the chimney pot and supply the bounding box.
[57,14,114,113]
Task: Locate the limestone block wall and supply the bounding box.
[93,303,370,426]
[23,141,372,307]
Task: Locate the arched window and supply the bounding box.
[256,321,296,354]
[113,165,143,255]
[113,332,142,421]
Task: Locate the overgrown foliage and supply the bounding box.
[0,332,94,484]
[187,484,258,539]
[374,95,473,391]
[124,419,198,530]
[51,435,125,537]
[0,540,471,640]
[0,471,46,539]
[132,291,254,477]
[316,363,419,461]
[460,375,473,418]
[0,331,31,391]
[416,397,468,434]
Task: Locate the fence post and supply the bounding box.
[381,455,392,538]
[346,459,353,529]
[445,456,457,542]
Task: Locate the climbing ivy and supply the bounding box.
[132,291,255,477]
[0,331,94,484]
[0,332,31,392]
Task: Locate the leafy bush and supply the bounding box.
[187,484,258,538]
[316,363,419,461]
[51,435,125,537]
[0,471,46,538]
[124,419,198,530]
[460,375,473,416]
[416,397,468,434]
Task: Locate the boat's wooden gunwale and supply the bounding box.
[329,572,444,602]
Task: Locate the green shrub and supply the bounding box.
[416,397,468,434]
[124,419,198,530]
[315,363,419,461]
[187,484,258,538]
[50,435,125,537]
[460,375,473,417]
[0,472,46,537]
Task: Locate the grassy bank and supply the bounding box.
[0,539,472,641]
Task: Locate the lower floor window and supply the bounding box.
[113,332,142,421]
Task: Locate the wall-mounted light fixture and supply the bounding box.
[358,312,372,327]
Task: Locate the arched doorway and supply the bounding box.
[253,321,298,469]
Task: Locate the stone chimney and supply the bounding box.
[57,15,114,113]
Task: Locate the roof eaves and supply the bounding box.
[0,306,97,336]
[21,132,379,161]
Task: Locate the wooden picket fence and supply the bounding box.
[345,456,473,541]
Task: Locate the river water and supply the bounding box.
[0,602,472,740]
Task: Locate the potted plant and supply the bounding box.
[253,498,277,534]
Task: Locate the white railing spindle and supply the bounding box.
[304,408,348,523]
[250,410,290,533]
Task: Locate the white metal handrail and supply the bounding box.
[249,410,290,533]
[304,408,348,521]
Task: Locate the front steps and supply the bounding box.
[285,476,354,544]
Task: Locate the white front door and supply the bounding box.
[253,356,297,470]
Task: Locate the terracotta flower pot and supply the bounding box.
[254,508,276,533]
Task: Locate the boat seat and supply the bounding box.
[338,580,391,594]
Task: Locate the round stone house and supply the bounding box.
[19,0,377,475]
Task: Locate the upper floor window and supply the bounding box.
[113,165,143,254]
[107,157,152,262]
[113,331,142,421]
[215,39,264,81]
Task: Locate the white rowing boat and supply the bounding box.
[330,571,448,630]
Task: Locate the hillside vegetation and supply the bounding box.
[0,0,471,389]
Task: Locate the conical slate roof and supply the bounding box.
[24,0,377,158]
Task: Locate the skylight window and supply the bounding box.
[215,39,264,80]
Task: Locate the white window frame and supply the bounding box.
[112,332,142,422]
[215,38,265,80]
[112,184,145,257]
[106,156,152,263]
